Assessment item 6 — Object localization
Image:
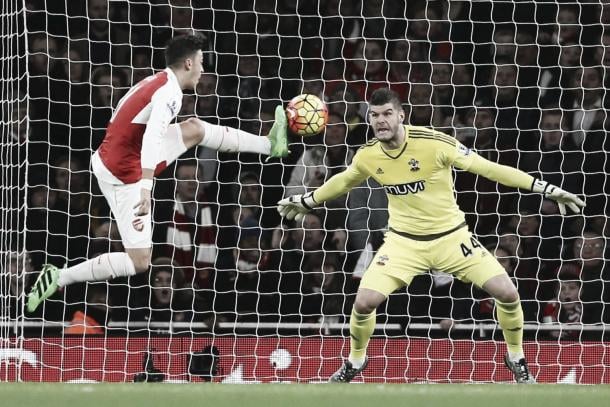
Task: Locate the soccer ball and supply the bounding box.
[286,94,328,136]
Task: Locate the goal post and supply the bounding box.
[2,0,609,383]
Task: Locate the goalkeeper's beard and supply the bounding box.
[374,122,401,142]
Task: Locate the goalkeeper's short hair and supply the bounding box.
[369,88,403,111]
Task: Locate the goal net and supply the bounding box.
[2,0,609,383]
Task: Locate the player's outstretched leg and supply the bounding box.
[503,353,535,383]
[27,264,61,313]
[187,105,289,159]
[329,357,369,383]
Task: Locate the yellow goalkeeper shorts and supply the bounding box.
[359,225,506,297]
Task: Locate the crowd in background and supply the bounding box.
[5,0,610,339]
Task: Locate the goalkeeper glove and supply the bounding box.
[532,179,586,215]
[277,192,318,222]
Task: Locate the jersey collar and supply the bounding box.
[164,67,182,90]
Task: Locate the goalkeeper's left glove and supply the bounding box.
[532,179,586,215]
[277,192,318,222]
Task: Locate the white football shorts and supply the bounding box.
[91,153,152,249]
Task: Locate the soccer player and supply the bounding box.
[277,88,585,384]
[27,34,289,312]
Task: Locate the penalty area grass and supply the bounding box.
[5,383,610,407]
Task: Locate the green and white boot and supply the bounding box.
[26,264,61,313]
[267,105,289,158]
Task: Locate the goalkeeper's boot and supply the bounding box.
[26,264,61,313]
[267,105,289,158]
[328,357,369,383]
[504,353,536,383]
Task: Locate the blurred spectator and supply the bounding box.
[53,155,90,214]
[159,161,217,289]
[553,5,582,45]
[90,65,129,148]
[26,185,61,268]
[89,220,123,257]
[486,63,537,140]
[65,283,108,335]
[522,109,581,192]
[53,46,92,151]
[571,232,610,328]
[71,0,129,66]
[541,264,583,340]
[346,178,388,277]
[91,66,128,109]
[407,268,472,337]
[269,213,345,321]
[2,251,34,319]
[405,83,437,126]
[594,30,610,88]
[407,5,451,63]
[133,257,214,328]
[195,73,221,120]
[27,34,64,124]
[325,84,368,147]
[565,67,609,214]
[342,39,407,101]
[492,27,517,63]
[222,53,278,120]
[233,171,262,225]
[588,215,610,238]
[429,62,471,125]
[285,113,354,228]
[515,30,540,89]
[26,156,92,268]
[454,107,518,236]
[539,41,582,108]
[9,97,28,144]
[319,0,360,62]
[566,67,606,147]
[216,216,275,321]
[387,40,420,86]
[300,252,347,327]
[130,48,155,85]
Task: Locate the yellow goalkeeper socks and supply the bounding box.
[496,299,524,358]
[348,308,376,367]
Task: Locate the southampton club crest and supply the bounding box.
[408,158,420,172]
[376,254,389,266]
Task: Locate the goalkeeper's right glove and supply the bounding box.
[277,192,318,222]
[532,179,586,215]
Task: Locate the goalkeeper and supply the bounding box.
[277,88,585,384]
[27,34,289,313]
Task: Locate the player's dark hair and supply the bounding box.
[369,88,403,110]
[165,34,205,68]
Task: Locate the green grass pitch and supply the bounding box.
[5,383,610,407]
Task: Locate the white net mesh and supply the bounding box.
[2,0,609,383]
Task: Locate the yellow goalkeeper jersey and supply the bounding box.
[313,125,535,236]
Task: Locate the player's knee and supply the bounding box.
[180,117,204,147]
[130,253,151,274]
[496,285,519,304]
[353,296,377,315]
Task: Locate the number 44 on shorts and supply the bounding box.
[460,236,481,257]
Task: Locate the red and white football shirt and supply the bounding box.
[95,68,183,184]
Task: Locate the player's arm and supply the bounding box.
[277,156,368,221]
[134,93,176,216]
[452,146,586,215]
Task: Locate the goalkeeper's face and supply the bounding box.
[369,103,405,142]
